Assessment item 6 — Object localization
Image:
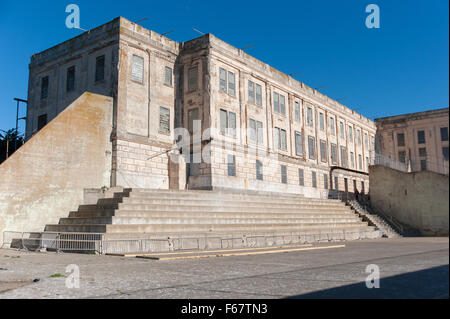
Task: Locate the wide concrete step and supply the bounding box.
[114,192,342,204]
[98,197,347,208]
[58,216,363,225]
[69,210,357,219]
[113,203,351,213]
[45,222,372,233]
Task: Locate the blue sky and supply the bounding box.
[0,0,448,135]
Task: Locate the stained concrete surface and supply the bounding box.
[0,237,447,299]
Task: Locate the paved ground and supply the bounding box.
[0,237,448,299]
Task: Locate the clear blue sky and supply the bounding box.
[0,0,448,135]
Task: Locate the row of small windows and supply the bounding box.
[40,55,106,100]
[226,157,366,190]
[397,128,449,147]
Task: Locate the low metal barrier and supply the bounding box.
[3,229,380,255]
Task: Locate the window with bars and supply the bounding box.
[307,107,313,126]
[350,152,355,168]
[340,146,347,167]
[312,171,317,188]
[299,168,304,186]
[248,80,262,106]
[308,136,316,159]
[397,133,405,147]
[358,154,363,170]
[339,121,345,139]
[159,107,170,134]
[227,154,236,177]
[324,173,328,189]
[256,160,263,181]
[274,127,287,151]
[249,118,264,144]
[95,55,105,82]
[295,101,301,122]
[41,76,49,100]
[281,165,287,184]
[273,92,286,115]
[441,127,449,142]
[164,66,173,86]
[131,55,144,83]
[418,130,426,144]
[220,109,236,137]
[295,132,303,156]
[188,65,198,92]
[319,112,325,131]
[357,129,362,145]
[320,140,327,162]
[331,143,338,165]
[398,151,406,163]
[329,117,335,136]
[66,66,75,92]
[348,126,353,143]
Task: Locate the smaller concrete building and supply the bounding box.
[375,108,449,175]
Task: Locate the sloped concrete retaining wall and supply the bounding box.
[0,93,113,245]
[369,165,449,236]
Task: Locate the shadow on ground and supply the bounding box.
[286,265,449,299]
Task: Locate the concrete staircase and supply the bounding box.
[40,189,381,253]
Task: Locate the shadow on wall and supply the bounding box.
[286,265,449,299]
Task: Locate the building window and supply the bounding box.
[361,181,365,194]
[219,68,227,93]
[331,143,338,165]
[397,133,405,147]
[340,146,347,167]
[357,129,361,145]
[419,147,427,157]
[334,176,339,191]
[329,117,335,136]
[298,168,304,186]
[320,140,327,162]
[308,136,316,160]
[66,66,75,92]
[37,114,47,131]
[353,179,357,193]
[358,154,363,170]
[256,160,263,180]
[273,92,285,115]
[364,132,369,148]
[312,171,317,188]
[249,119,264,144]
[350,152,355,168]
[281,165,287,184]
[324,173,328,189]
[366,156,369,170]
[219,68,235,96]
[95,55,105,82]
[295,132,303,156]
[294,101,301,122]
[159,107,170,134]
[307,107,313,126]
[319,113,325,131]
[131,55,144,83]
[417,130,426,144]
[274,127,287,151]
[348,126,353,143]
[220,109,236,137]
[441,127,449,142]
[443,147,449,161]
[164,66,173,86]
[398,151,406,163]
[249,81,262,105]
[420,159,427,171]
[339,121,345,139]
[255,83,262,106]
[227,154,236,177]
[187,108,199,134]
[40,76,49,100]
[188,65,198,92]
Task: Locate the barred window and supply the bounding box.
[312,171,317,188]
[256,160,263,181]
[308,136,316,160]
[295,132,303,156]
[319,112,324,130]
[418,130,426,144]
[131,55,144,83]
[340,146,347,167]
[299,169,304,186]
[330,117,335,136]
[188,65,198,92]
[95,55,105,82]
[339,121,345,139]
[41,76,49,100]
[228,71,235,96]
[397,133,405,147]
[307,107,313,126]
[281,165,287,184]
[255,83,262,106]
[320,140,327,162]
[331,143,338,165]
[227,154,236,177]
[273,92,279,113]
[164,66,173,86]
[248,81,255,104]
[219,68,227,92]
[295,101,301,122]
[159,106,170,134]
[324,173,328,189]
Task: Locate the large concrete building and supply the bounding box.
[375,108,449,175]
[26,17,376,198]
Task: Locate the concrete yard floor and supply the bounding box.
[0,237,448,299]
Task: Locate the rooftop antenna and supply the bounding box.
[135,18,148,24]
[192,28,205,35]
[241,44,254,50]
[288,72,302,77]
[161,30,174,36]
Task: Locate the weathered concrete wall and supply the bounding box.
[370,165,449,236]
[0,93,113,245]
